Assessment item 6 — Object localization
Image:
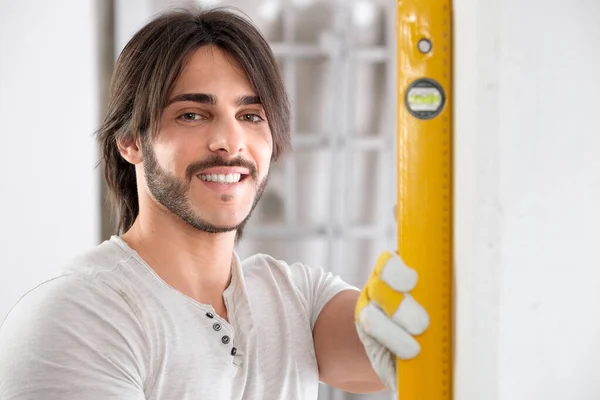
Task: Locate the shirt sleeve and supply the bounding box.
[0,275,148,400]
[288,261,359,330]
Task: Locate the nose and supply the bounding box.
[207,117,245,157]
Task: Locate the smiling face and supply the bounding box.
[139,45,273,233]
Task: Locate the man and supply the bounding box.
[0,7,428,399]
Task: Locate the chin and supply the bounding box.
[187,197,256,232]
[201,212,249,230]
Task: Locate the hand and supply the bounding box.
[354,209,429,392]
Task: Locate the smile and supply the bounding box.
[198,173,242,184]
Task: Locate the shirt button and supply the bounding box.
[221,335,230,344]
[213,323,222,331]
[206,312,214,319]
[231,347,237,356]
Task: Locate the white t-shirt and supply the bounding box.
[0,236,357,400]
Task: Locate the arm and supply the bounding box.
[313,289,386,393]
[313,251,429,394]
[0,276,147,400]
[285,259,383,392]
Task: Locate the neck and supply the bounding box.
[121,203,237,308]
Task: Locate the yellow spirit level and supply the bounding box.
[396,0,453,399]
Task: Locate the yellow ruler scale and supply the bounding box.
[396,0,453,399]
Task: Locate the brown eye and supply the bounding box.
[179,113,202,121]
[240,113,263,123]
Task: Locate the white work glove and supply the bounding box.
[354,214,429,392]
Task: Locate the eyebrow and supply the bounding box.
[236,95,261,106]
[166,93,262,107]
[167,93,216,106]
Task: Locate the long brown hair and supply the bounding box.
[97,7,291,235]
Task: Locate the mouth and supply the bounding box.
[197,173,249,184]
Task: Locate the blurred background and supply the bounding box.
[1,0,599,399]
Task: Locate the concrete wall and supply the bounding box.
[454,0,600,398]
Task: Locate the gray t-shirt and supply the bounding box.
[0,236,356,399]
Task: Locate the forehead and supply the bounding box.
[170,45,255,97]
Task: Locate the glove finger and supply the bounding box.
[358,302,421,360]
[355,323,398,393]
[392,293,430,335]
[380,254,418,292]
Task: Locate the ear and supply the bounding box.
[116,134,143,165]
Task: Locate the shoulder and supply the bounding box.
[1,273,139,333]
[239,253,357,328]
[60,236,138,279]
[240,252,319,291]
[241,252,356,292]
[0,273,148,398]
[0,253,149,361]
[240,252,296,275]
[2,238,145,335]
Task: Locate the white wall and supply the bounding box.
[0,0,101,319]
[454,0,600,399]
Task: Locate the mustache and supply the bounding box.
[186,155,259,181]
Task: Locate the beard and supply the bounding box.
[142,139,268,236]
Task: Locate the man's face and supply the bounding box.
[141,45,273,233]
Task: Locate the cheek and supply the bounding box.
[153,143,196,178]
[155,128,205,173]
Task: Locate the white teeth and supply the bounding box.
[199,173,242,183]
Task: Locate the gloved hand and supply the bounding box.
[354,219,429,392]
